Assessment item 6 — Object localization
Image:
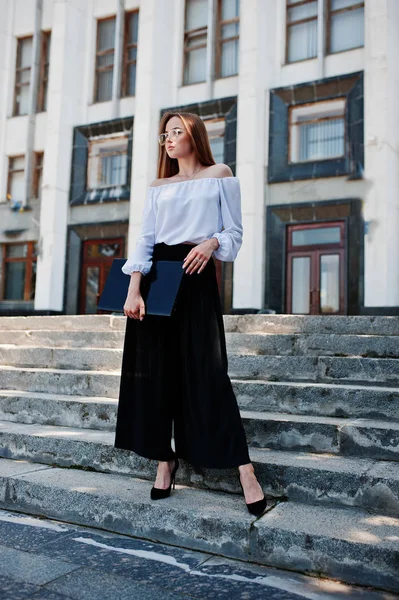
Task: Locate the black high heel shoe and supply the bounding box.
[151,456,179,500]
[239,478,267,516]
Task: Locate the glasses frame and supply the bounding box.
[158,127,186,146]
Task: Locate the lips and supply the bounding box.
[167,146,174,151]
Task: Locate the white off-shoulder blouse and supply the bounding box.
[122,176,243,276]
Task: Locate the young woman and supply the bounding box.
[114,112,266,516]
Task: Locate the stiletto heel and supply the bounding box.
[151,456,179,500]
[239,479,267,516]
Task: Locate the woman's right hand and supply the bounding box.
[124,291,146,320]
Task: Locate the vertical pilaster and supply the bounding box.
[233,0,276,308]
[34,0,88,311]
[363,0,399,306]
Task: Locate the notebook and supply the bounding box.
[97,258,185,317]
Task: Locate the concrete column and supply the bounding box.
[363,0,399,306]
[34,0,88,311]
[233,0,277,308]
[126,0,175,254]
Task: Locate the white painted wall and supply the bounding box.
[0,0,397,312]
[363,0,399,307]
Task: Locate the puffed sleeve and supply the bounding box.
[211,177,243,262]
[121,187,156,275]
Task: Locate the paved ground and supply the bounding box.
[0,508,397,600]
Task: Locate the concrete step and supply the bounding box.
[0,314,399,336]
[227,332,399,358]
[241,411,399,461]
[235,380,399,421]
[0,329,125,349]
[0,390,397,461]
[0,420,398,515]
[0,348,398,384]
[225,315,399,336]
[0,366,120,397]
[0,345,123,371]
[0,315,126,331]
[0,457,398,593]
[228,355,399,385]
[0,370,397,424]
[2,329,399,359]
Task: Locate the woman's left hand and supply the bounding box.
[183,239,219,274]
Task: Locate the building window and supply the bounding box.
[289,99,346,163]
[2,242,37,301]
[94,17,116,102]
[32,152,44,200]
[121,10,139,97]
[70,117,133,205]
[216,0,239,78]
[327,0,364,54]
[87,135,129,190]
[14,36,33,116]
[268,72,363,182]
[205,118,225,163]
[37,31,51,112]
[7,156,25,205]
[183,0,208,85]
[286,0,318,63]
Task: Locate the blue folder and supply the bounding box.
[98,258,185,316]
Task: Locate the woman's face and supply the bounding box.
[163,117,192,159]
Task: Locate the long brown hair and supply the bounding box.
[156,112,216,179]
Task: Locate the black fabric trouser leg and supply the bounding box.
[114,242,251,469]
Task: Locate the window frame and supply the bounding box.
[121,9,139,98]
[326,0,365,55]
[87,136,129,190]
[268,72,364,183]
[37,30,51,113]
[285,0,318,64]
[182,0,208,86]
[13,35,33,116]
[288,98,347,164]
[94,16,116,103]
[32,152,44,200]
[7,155,25,203]
[1,241,37,301]
[215,0,240,79]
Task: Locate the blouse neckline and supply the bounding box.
[149,176,238,190]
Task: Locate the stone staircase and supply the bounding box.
[0,314,398,593]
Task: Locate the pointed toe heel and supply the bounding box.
[239,480,267,517]
[150,457,179,500]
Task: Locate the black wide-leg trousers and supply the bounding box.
[114,242,251,469]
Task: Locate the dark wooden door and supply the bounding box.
[79,238,124,314]
[286,222,346,315]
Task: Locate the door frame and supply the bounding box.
[79,237,124,314]
[285,221,347,315]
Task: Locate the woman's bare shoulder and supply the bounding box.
[209,163,234,178]
[149,178,169,188]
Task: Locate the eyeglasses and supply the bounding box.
[158,128,185,146]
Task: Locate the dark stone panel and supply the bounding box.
[268,72,364,183]
[65,229,82,315]
[347,73,364,176]
[359,306,399,316]
[69,117,133,206]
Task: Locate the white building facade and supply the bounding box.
[0,0,397,316]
